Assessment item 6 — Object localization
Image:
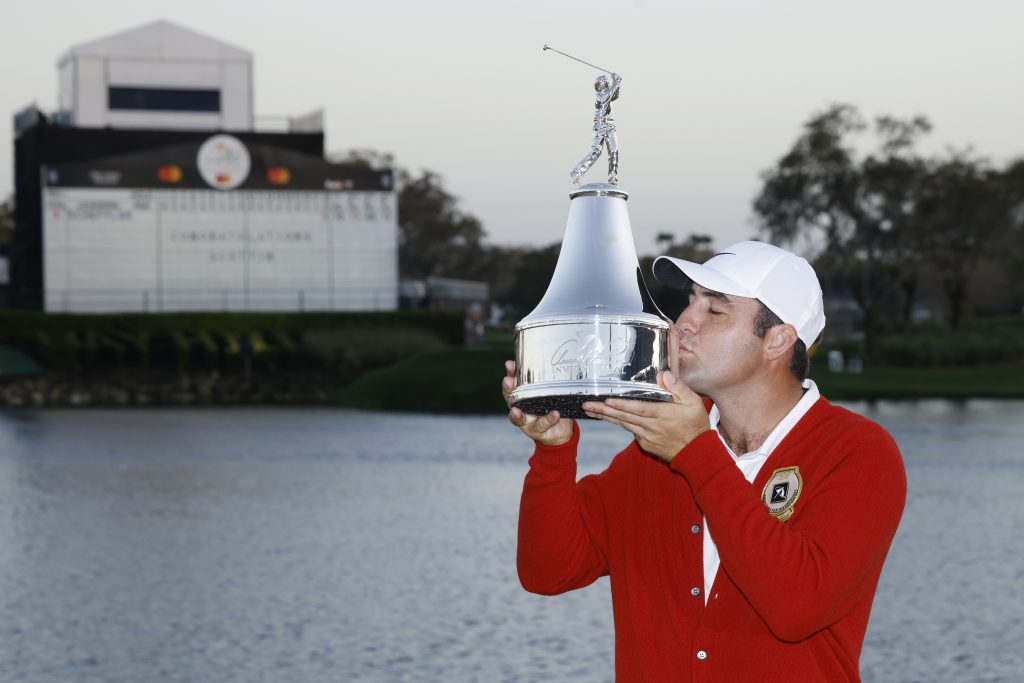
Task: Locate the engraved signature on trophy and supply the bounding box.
[551,331,633,378]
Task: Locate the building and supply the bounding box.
[55,20,253,131]
[11,20,397,313]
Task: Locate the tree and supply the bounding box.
[865,117,933,325]
[997,158,1024,311]
[396,171,487,280]
[753,104,931,355]
[655,232,674,253]
[497,243,562,319]
[915,153,1013,328]
[0,196,13,250]
[650,232,715,262]
[639,233,717,319]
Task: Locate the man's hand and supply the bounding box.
[502,360,574,447]
[582,371,709,463]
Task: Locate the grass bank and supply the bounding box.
[339,347,1024,415]
[809,360,1024,400]
[341,348,511,414]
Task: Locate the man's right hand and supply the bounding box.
[502,360,574,447]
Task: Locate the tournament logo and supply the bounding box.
[761,466,802,521]
[197,134,251,190]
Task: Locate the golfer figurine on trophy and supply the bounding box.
[570,71,622,186]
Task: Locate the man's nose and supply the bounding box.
[676,304,699,334]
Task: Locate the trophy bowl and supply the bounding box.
[512,314,672,419]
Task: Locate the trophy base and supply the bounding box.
[509,382,673,420]
[514,393,671,420]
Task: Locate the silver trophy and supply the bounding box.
[507,48,673,419]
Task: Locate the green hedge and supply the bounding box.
[818,318,1024,367]
[871,318,1024,367]
[0,310,463,376]
[811,359,1024,399]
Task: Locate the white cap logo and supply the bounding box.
[197,134,251,190]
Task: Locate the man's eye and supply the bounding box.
[709,308,722,315]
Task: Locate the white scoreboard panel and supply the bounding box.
[42,187,397,313]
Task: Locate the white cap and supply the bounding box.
[653,241,825,347]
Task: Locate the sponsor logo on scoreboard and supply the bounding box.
[197,134,251,190]
[88,170,122,186]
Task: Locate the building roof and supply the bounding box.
[58,19,252,65]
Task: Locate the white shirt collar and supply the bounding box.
[708,379,820,460]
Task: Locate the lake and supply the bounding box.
[0,401,1021,682]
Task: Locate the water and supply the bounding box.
[0,402,1021,682]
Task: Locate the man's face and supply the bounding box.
[671,283,764,395]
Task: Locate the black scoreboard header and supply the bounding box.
[44,133,392,192]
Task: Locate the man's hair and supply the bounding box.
[753,301,809,380]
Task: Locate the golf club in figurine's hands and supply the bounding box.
[506,48,672,419]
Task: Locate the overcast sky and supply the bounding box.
[3,0,1023,255]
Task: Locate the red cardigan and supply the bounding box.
[518,397,906,682]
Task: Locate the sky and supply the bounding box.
[3,0,1023,255]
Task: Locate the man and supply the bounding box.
[570,72,622,186]
[502,240,906,682]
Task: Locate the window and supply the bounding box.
[108,87,221,113]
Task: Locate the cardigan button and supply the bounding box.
[696,650,707,661]
[691,586,701,597]
[691,524,700,534]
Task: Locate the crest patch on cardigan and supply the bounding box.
[762,466,802,521]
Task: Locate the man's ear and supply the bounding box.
[763,324,798,362]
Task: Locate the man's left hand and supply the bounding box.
[582,371,710,463]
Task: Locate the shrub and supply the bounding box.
[873,321,1024,367]
[0,310,464,374]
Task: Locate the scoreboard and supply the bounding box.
[40,134,396,313]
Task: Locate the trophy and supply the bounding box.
[507,47,673,419]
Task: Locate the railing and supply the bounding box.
[2,286,399,313]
